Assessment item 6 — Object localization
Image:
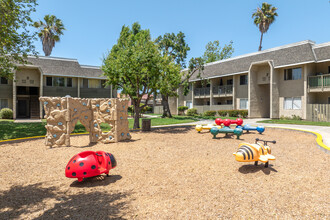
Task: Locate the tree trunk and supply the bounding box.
[161,94,172,118]
[133,101,141,129]
[258,32,264,51]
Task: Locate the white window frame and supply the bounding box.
[239,98,248,110]
[284,97,301,110]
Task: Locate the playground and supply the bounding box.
[0,127,329,219]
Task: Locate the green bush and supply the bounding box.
[203,110,216,117]
[0,108,13,119]
[178,106,188,112]
[217,110,248,118]
[217,110,228,117]
[187,108,197,116]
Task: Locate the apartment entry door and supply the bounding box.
[17,99,29,118]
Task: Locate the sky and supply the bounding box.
[31,0,330,67]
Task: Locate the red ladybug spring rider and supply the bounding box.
[65,151,117,182]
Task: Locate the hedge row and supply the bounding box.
[218,110,248,118]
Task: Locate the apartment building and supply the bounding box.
[0,56,116,119]
[173,40,330,120]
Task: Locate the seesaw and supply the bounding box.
[236,124,265,134]
[195,124,222,133]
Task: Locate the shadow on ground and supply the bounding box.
[70,175,122,187]
[238,164,278,175]
[0,182,130,219]
[151,126,192,134]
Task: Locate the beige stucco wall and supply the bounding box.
[277,65,305,118]
[249,64,271,118]
[16,69,40,87]
[308,92,330,104]
[257,66,271,84]
[316,61,330,74]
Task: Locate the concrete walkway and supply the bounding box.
[153,118,330,151]
[14,119,42,123]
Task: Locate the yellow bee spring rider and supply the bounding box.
[233,138,276,167]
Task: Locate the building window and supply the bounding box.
[240,99,248,110]
[83,79,89,88]
[0,99,8,109]
[100,80,106,88]
[328,66,330,74]
[227,79,233,85]
[240,75,248,85]
[284,68,302,80]
[186,101,192,109]
[53,77,65,87]
[328,97,330,104]
[46,77,52,86]
[226,100,233,105]
[67,78,72,87]
[1,77,8,84]
[284,97,301,109]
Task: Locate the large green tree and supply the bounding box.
[0,0,37,78]
[203,40,234,63]
[252,2,278,51]
[33,14,65,56]
[155,32,190,117]
[102,22,164,129]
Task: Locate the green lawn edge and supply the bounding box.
[257,119,330,127]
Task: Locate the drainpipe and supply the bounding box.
[13,72,17,120]
[39,71,43,119]
[77,78,80,97]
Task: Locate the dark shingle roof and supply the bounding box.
[26,56,104,78]
[188,40,329,81]
[313,43,330,62]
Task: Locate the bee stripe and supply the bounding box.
[239,147,250,160]
[237,150,246,160]
[260,147,264,155]
[241,146,254,160]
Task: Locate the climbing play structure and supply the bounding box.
[210,126,243,139]
[65,151,117,182]
[40,97,131,147]
[233,138,276,167]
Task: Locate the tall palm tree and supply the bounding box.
[252,2,278,51]
[33,15,65,56]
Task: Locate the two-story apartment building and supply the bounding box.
[173,40,330,120]
[0,56,116,119]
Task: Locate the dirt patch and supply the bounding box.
[0,128,329,219]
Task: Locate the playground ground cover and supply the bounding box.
[0,127,328,219]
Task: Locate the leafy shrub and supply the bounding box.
[128,106,133,112]
[217,110,248,118]
[178,106,188,112]
[203,110,216,117]
[292,115,302,120]
[217,110,228,117]
[187,108,197,116]
[0,108,13,119]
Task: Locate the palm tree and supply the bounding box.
[252,2,278,51]
[33,15,65,56]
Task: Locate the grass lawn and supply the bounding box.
[0,116,198,141]
[257,119,330,127]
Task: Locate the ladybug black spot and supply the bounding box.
[67,166,70,170]
[108,162,110,165]
[91,165,96,169]
[83,172,87,175]
[72,172,76,176]
[79,162,84,167]
[73,160,76,163]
